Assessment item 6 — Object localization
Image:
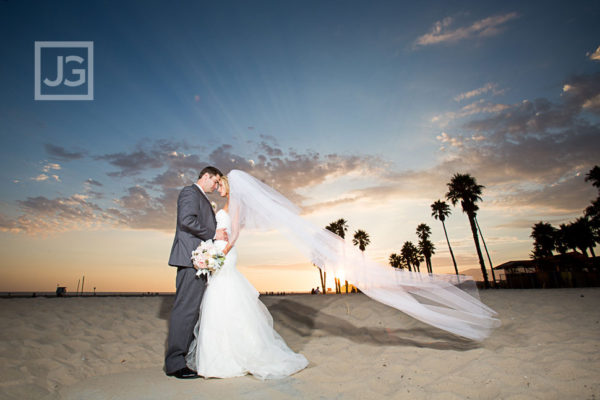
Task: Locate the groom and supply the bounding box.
[165,166,227,379]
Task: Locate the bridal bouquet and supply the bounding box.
[191,240,226,278]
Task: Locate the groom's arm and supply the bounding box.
[178,187,215,241]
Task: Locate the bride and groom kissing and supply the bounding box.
[164,166,308,380]
[164,165,500,381]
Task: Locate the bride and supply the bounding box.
[187,169,500,379]
[186,174,309,380]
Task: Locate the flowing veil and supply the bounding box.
[227,169,500,341]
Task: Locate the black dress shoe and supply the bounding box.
[167,367,200,379]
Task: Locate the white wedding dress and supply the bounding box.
[186,209,308,380]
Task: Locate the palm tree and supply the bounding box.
[389,253,405,269]
[400,242,414,272]
[571,217,597,257]
[446,173,490,288]
[325,219,350,294]
[352,229,371,251]
[326,218,349,239]
[555,224,570,255]
[400,241,423,272]
[530,222,557,259]
[418,240,435,273]
[585,198,600,231]
[556,219,596,257]
[585,165,600,189]
[351,229,370,293]
[475,216,498,286]
[412,251,425,272]
[585,166,600,252]
[431,200,459,276]
[416,223,435,273]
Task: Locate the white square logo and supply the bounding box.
[34,41,94,101]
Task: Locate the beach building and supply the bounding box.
[494,252,599,289]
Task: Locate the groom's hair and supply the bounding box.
[198,166,223,180]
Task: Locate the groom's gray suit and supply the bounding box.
[165,184,217,374]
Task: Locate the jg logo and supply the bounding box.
[34,41,94,100]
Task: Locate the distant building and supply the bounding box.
[494,252,599,288]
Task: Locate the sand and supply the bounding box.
[1,289,599,399]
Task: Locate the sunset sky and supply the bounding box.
[1,0,599,293]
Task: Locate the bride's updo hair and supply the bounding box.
[220,175,230,195]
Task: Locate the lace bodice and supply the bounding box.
[216,209,231,233]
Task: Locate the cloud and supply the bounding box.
[207,143,385,203]
[44,144,86,161]
[464,73,600,140]
[95,140,205,177]
[112,186,179,231]
[85,178,103,187]
[4,135,387,235]
[587,45,600,61]
[30,174,60,182]
[491,174,597,214]
[454,83,503,102]
[436,132,463,148]
[331,73,600,216]
[7,71,599,238]
[29,163,62,183]
[432,99,510,125]
[415,12,519,47]
[96,149,165,177]
[42,163,61,172]
[0,194,109,235]
[148,169,188,189]
[430,73,600,215]
[31,174,49,182]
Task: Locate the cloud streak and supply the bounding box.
[415,12,519,47]
[587,45,600,61]
[454,83,504,102]
[44,144,86,161]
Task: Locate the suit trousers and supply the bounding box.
[164,266,207,373]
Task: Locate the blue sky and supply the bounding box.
[0,0,599,292]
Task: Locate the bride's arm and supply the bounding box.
[223,240,235,255]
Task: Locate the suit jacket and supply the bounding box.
[168,184,217,268]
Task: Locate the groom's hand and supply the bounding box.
[214,228,228,242]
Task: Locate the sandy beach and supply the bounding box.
[1,289,599,399]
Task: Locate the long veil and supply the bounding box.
[227,170,500,341]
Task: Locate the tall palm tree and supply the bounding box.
[431,200,459,276]
[416,223,435,273]
[352,229,371,251]
[446,173,490,288]
[475,216,498,286]
[530,221,557,259]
